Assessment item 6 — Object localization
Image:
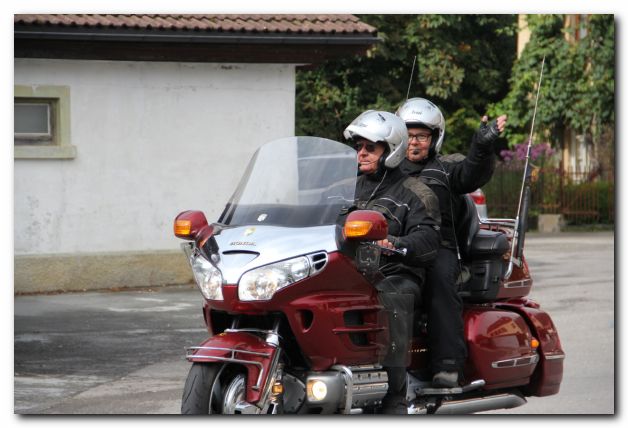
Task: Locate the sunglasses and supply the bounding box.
[354,142,378,153]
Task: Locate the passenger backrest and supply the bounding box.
[455,194,480,261]
[456,194,513,302]
[459,230,511,301]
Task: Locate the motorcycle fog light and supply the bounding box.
[306,380,328,402]
[238,256,310,301]
[191,255,223,300]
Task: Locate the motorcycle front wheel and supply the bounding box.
[181,362,247,414]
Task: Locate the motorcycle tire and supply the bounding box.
[181,362,222,414]
[181,362,248,414]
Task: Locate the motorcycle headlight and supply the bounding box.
[190,254,223,300]
[239,256,310,301]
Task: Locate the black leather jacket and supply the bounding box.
[399,121,498,250]
[354,167,441,282]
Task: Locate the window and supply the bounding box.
[15,103,52,141]
[14,85,76,159]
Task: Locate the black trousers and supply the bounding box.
[424,247,467,373]
[376,274,422,398]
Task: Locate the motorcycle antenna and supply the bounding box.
[504,55,546,279]
[405,55,417,100]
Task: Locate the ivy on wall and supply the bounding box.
[488,14,615,150]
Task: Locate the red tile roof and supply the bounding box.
[14,14,376,35]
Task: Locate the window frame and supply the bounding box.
[14,85,76,159]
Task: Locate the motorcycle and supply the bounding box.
[174,136,564,414]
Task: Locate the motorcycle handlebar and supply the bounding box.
[377,246,408,257]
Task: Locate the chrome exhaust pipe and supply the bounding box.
[434,392,526,414]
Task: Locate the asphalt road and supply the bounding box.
[14,284,206,414]
[482,231,615,415]
[13,231,615,415]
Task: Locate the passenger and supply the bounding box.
[396,97,507,387]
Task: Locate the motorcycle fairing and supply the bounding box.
[209,224,338,284]
[204,251,390,371]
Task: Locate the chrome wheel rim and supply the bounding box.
[222,374,246,414]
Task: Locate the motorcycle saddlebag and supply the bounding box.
[463,306,539,390]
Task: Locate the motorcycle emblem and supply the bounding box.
[229,241,256,246]
[244,227,256,236]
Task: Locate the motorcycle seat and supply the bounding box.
[457,194,509,259]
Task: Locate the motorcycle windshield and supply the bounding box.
[218,137,357,227]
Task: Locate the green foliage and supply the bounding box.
[295,14,517,153]
[488,14,615,148]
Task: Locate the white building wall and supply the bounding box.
[14,59,296,255]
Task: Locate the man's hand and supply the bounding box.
[481,114,508,133]
[377,238,395,249]
[476,114,508,145]
[377,238,397,256]
[497,115,507,133]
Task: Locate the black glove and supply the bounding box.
[474,119,501,146]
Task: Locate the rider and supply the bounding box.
[396,97,507,388]
[343,110,441,413]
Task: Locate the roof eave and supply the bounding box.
[14,26,380,46]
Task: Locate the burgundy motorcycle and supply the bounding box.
[175,136,564,414]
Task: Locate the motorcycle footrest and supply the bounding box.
[416,379,485,396]
[416,386,463,396]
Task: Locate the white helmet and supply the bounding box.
[396,97,446,155]
[343,110,408,169]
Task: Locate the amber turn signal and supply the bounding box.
[344,220,373,238]
[531,338,540,349]
[272,382,284,395]
[174,219,192,236]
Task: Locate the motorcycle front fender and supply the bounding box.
[186,331,280,404]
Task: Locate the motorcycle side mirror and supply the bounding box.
[174,210,210,241]
[343,210,388,241]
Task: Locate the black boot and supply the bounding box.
[381,394,408,415]
[381,366,408,415]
